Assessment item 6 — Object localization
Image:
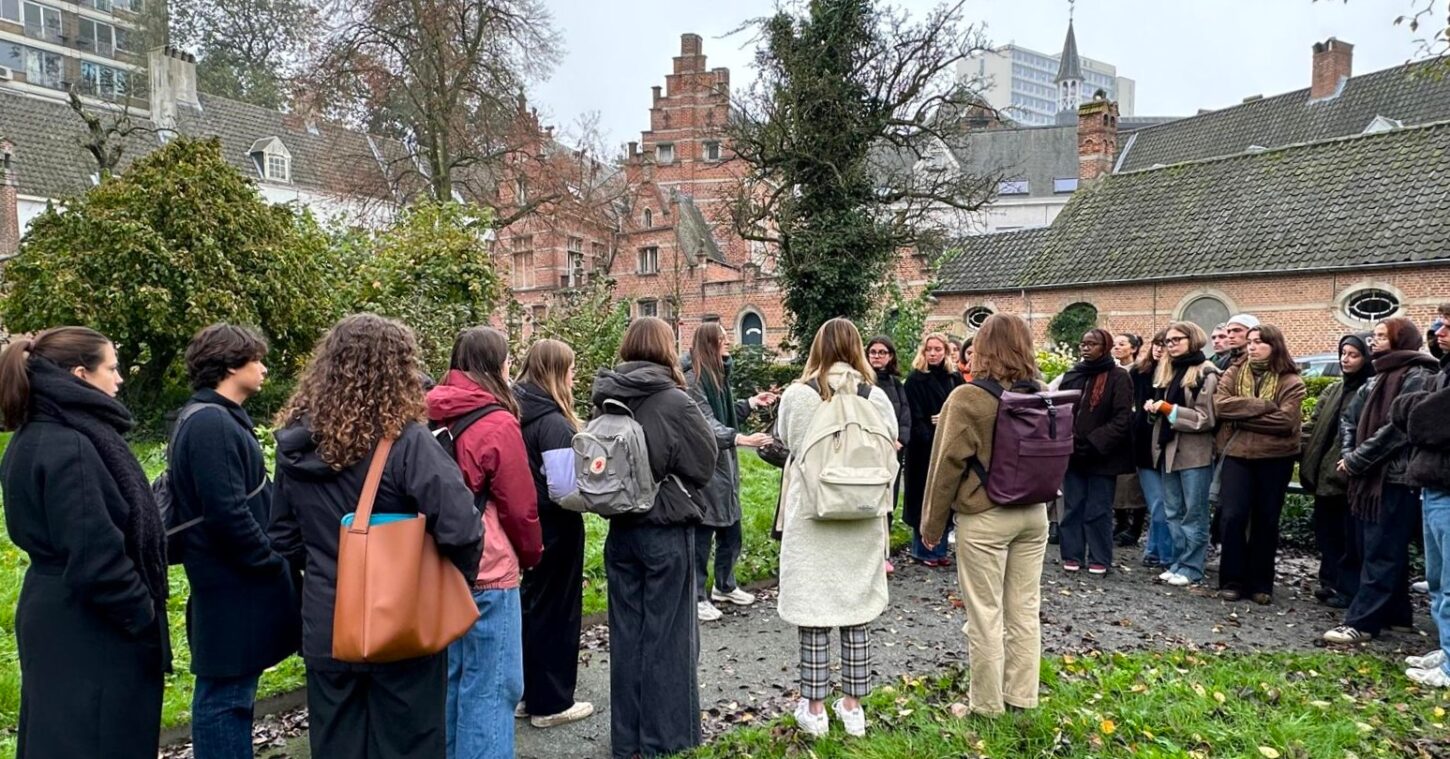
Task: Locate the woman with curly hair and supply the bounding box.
[269,314,484,759]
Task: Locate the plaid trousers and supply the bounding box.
[798,625,871,700]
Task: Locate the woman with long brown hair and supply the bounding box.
[1213,323,1306,605]
[590,316,716,758]
[514,339,595,727]
[427,326,542,758]
[920,313,1048,717]
[1125,330,1168,560]
[1325,317,1439,643]
[904,332,963,566]
[0,327,169,759]
[269,314,484,758]
[684,322,777,621]
[776,317,899,738]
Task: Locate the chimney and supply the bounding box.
[147,46,200,130]
[675,33,706,74]
[651,85,662,103]
[1311,38,1353,100]
[1077,89,1119,184]
[628,141,638,159]
[0,140,18,261]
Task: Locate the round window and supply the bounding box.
[964,306,994,331]
[1344,288,1401,323]
[1181,296,1230,334]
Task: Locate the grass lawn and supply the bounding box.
[689,650,1450,759]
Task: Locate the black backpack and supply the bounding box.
[151,402,268,562]
[430,404,506,513]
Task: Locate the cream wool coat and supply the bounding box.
[775,363,898,628]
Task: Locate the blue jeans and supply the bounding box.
[1139,468,1173,563]
[912,526,950,561]
[1161,465,1213,582]
[191,674,261,759]
[446,588,524,759]
[1425,489,1450,675]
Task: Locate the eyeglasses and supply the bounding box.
[867,349,891,357]
[1164,336,1189,345]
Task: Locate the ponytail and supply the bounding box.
[0,327,112,429]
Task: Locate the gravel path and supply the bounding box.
[197,548,1432,759]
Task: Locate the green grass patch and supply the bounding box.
[689,650,1450,759]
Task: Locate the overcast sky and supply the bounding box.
[529,0,1426,149]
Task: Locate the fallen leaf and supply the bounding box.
[1214,691,1227,704]
[1258,747,1281,759]
[1436,706,1446,719]
[949,702,969,718]
[1309,700,1331,708]
[1100,719,1116,735]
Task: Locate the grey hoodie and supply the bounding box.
[590,361,717,527]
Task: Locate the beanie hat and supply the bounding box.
[1226,313,1260,330]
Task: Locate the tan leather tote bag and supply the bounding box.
[332,438,480,663]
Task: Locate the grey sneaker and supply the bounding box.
[1407,650,1447,670]
[1408,666,1450,688]
[832,699,866,737]
[794,699,829,738]
[515,702,528,719]
[697,601,723,622]
[710,587,757,606]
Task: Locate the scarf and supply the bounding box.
[698,357,737,430]
[1155,352,1207,452]
[1233,359,1279,401]
[1060,354,1116,411]
[1350,349,1440,521]
[26,359,170,638]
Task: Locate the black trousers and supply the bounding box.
[694,521,743,599]
[521,508,586,716]
[605,523,700,759]
[1346,483,1418,635]
[305,653,447,759]
[1217,456,1295,596]
[1313,494,1360,599]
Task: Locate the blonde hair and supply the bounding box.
[518,339,580,431]
[1153,321,1212,391]
[800,318,876,401]
[619,317,685,387]
[911,332,952,373]
[971,314,1039,384]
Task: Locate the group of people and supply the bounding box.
[8,301,1450,759]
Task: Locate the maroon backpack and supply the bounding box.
[967,379,1081,507]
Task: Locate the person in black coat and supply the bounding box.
[169,324,300,758]
[514,340,595,727]
[590,317,717,759]
[866,336,910,567]
[1056,328,1134,574]
[0,327,170,759]
[267,314,484,759]
[903,333,963,566]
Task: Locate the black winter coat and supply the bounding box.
[1128,366,1157,471]
[1395,364,1450,491]
[874,370,911,449]
[169,389,300,678]
[516,382,586,530]
[1340,364,1438,486]
[589,361,717,527]
[1062,366,1135,476]
[1,411,167,759]
[268,421,483,670]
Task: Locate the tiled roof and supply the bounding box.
[1055,21,1082,84]
[946,125,1077,198]
[937,121,1450,293]
[1117,59,1450,172]
[0,88,404,202]
[673,192,726,264]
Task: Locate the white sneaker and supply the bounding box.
[711,587,757,606]
[1167,573,1193,587]
[1324,625,1374,644]
[1158,570,1176,582]
[514,701,528,719]
[1413,580,1431,594]
[531,701,595,728]
[1407,666,1450,688]
[697,601,723,622]
[1407,650,1447,670]
[832,698,866,737]
[793,698,829,738]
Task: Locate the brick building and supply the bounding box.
[932,40,1450,356]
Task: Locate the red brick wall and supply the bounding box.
[933,267,1450,356]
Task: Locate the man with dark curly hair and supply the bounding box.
[168,323,300,759]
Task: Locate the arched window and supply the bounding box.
[643,208,653,228]
[1180,295,1230,334]
[739,311,765,346]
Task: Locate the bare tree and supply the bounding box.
[305,0,563,218]
[66,85,169,180]
[171,0,318,109]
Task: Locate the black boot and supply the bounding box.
[1048,521,1060,545]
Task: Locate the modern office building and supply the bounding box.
[960,20,1136,126]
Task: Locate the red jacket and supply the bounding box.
[425,370,542,587]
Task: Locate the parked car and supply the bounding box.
[1297,353,1342,379]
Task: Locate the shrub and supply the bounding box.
[1047,303,1099,348]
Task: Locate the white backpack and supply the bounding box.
[793,378,899,521]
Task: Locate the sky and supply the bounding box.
[528,0,1427,149]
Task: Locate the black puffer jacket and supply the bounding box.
[590,361,717,527]
[1394,362,1450,491]
[268,420,483,669]
[1340,363,1439,486]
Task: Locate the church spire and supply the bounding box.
[1055,12,1084,117]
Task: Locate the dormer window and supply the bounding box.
[248,137,292,183]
